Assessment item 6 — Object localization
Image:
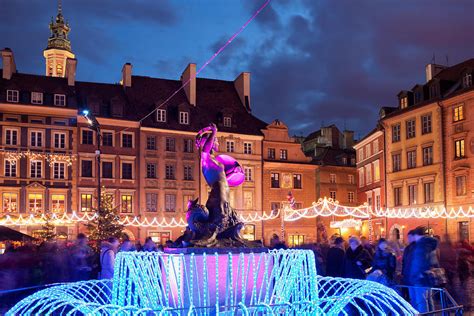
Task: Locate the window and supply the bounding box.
[358,168,365,187]
[271,173,280,188]
[3,193,17,212]
[463,73,472,88]
[373,140,379,153]
[223,116,232,127]
[392,124,401,142]
[28,193,43,212]
[289,235,305,247]
[243,191,253,209]
[30,131,43,147]
[156,109,166,122]
[329,191,336,200]
[165,165,175,180]
[121,195,133,213]
[454,139,465,159]
[165,137,175,152]
[400,96,408,109]
[358,149,364,162]
[348,174,355,184]
[366,165,372,184]
[165,194,176,212]
[394,187,402,207]
[375,195,381,210]
[453,105,464,122]
[330,174,336,184]
[30,160,42,178]
[4,160,16,177]
[146,193,158,212]
[392,154,401,172]
[421,114,432,134]
[53,162,65,179]
[424,182,434,203]
[271,202,280,216]
[81,160,93,177]
[407,150,417,169]
[183,139,193,153]
[365,144,371,157]
[242,224,255,241]
[122,162,133,179]
[408,184,417,205]
[456,175,467,196]
[244,142,252,154]
[348,192,355,203]
[121,133,133,148]
[406,119,416,139]
[423,146,433,166]
[226,141,235,153]
[268,148,275,159]
[53,132,66,149]
[184,165,193,180]
[102,161,113,178]
[373,160,380,181]
[82,130,94,145]
[179,111,189,125]
[31,92,43,104]
[146,136,156,150]
[183,195,194,212]
[80,194,93,212]
[293,174,302,189]
[51,194,65,213]
[54,94,66,106]
[280,149,288,160]
[5,129,18,146]
[244,167,253,182]
[146,163,157,179]
[102,132,113,146]
[7,90,19,103]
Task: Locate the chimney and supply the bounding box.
[234,72,251,112]
[343,130,355,149]
[65,58,77,86]
[181,63,196,106]
[1,48,17,80]
[425,63,446,82]
[122,63,132,88]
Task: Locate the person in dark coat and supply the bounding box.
[345,236,372,279]
[401,230,416,285]
[371,238,396,283]
[326,237,345,277]
[408,226,440,313]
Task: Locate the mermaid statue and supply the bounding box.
[174,123,257,248]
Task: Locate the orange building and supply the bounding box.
[261,120,317,246]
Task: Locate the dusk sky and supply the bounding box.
[1,0,474,138]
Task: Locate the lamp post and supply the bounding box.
[81,110,102,210]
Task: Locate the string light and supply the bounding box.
[8,250,417,315]
[2,150,76,167]
[330,219,362,229]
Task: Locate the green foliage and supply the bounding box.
[38,212,57,241]
[86,188,124,243]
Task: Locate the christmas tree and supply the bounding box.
[38,212,57,241]
[86,189,124,243]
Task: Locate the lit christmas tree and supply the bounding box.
[38,212,57,241]
[86,189,124,243]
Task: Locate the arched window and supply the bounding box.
[56,63,63,77]
[242,224,255,241]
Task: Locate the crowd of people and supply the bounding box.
[1,228,473,312]
[0,234,168,291]
[271,226,474,312]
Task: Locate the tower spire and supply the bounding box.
[43,0,75,77]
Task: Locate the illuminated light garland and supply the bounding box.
[2,150,76,167]
[8,250,417,315]
[372,206,474,219]
[330,218,362,229]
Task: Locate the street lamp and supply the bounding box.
[81,109,102,210]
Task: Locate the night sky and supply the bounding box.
[1,0,474,138]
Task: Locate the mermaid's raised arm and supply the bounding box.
[196,123,217,153]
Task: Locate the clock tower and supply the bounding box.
[43,0,75,77]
